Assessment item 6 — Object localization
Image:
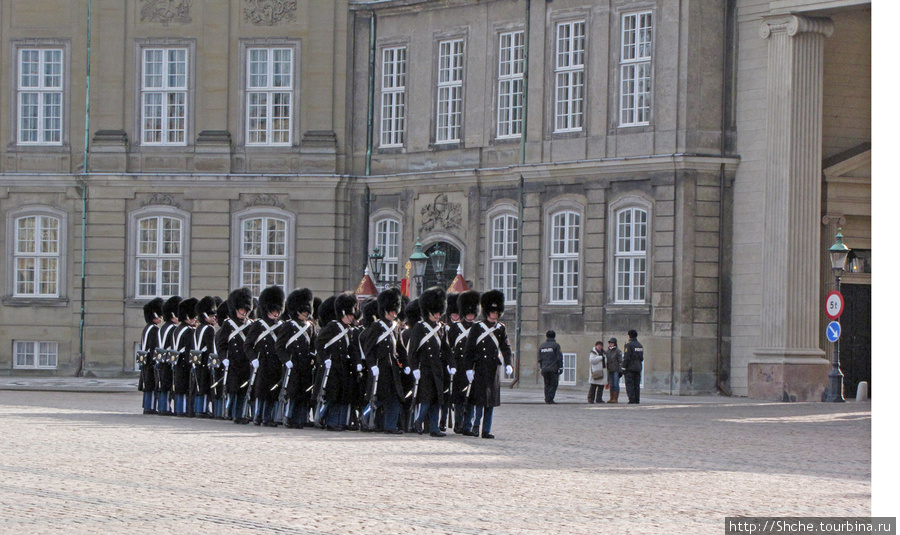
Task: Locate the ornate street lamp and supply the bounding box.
[368,248,384,290]
[825,229,851,403]
[429,244,446,287]
[409,238,429,297]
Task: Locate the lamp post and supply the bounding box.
[409,238,428,297]
[825,229,851,403]
[429,244,446,288]
[368,248,384,291]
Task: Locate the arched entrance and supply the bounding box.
[422,242,460,290]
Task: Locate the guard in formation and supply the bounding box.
[136,284,513,438]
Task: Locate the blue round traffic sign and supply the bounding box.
[825,321,841,343]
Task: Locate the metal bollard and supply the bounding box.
[855,381,868,402]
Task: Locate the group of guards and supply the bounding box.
[137,284,513,438]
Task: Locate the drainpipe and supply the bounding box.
[76,0,92,377]
[519,0,531,166]
[511,174,525,388]
[365,11,376,177]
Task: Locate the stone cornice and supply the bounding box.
[759,14,834,39]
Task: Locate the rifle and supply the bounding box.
[445,369,455,430]
[405,374,420,433]
[361,370,378,431]
[272,365,290,426]
[240,365,258,422]
[313,363,331,428]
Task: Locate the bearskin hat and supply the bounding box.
[334,291,358,319]
[405,298,421,327]
[249,298,259,320]
[361,296,379,328]
[458,290,481,319]
[286,288,314,319]
[195,296,218,321]
[377,287,403,319]
[143,297,164,324]
[163,295,182,322]
[227,288,253,319]
[259,285,285,317]
[446,292,459,317]
[418,286,446,318]
[480,289,505,317]
[178,297,199,322]
[313,297,323,321]
[318,295,336,327]
[397,295,410,323]
[215,300,230,326]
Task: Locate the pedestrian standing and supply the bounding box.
[538,330,563,404]
[605,338,623,404]
[623,329,644,404]
[587,341,607,403]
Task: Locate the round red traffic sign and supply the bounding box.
[825,291,844,320]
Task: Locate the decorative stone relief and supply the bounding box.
[418,193,462,235]
[243,0,297,26]
[141,193,181,209]
[244,194,285,209]
[140,0,192,26]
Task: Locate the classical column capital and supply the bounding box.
[821,214,846,227]
[760,14,834,39]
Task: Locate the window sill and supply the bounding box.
[605,303,651,315]
[2,296,69,307]
[539,303,583,315]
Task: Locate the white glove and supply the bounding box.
[324,359,332,369]
[357,363,363,372]
[251,359,259,369]
[505,365,513,376]
[285,360,294,369]
[404,366,411,375]
[222,359,230,368]
[449,367,457,376]
[466,370,475,382]
[412,369,421,380]
[371,365,379,377]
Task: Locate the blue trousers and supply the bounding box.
[156,391,171,414]
[380,395,402,432]
[472,405,494,435]
[325,403,349,429]
[142,391,155,412]
[193,395,207,415]
[414,402,440,433]
[608,371,621,393]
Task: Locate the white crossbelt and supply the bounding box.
[286,320,311,348]
[377,320,396,345]
[141,326,154,352]
[255,320,282,346]
[158,323,174,349]
[174,326,190,353]
[227,318,252,342]
[194,324,210,353]
[418,321,443,350]
[454,325,471,348]
[323,321,350,349]
[475,322,500,350]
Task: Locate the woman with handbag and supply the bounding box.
[588,341,607,403]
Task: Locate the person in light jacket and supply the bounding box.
[588,341,607,403]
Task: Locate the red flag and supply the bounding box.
[400,278,409,297]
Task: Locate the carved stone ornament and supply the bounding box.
[244,0,297,26]
[141,193,181,209]
[244,194,285,209]
[140,0,193,26]
[419,193,462,235]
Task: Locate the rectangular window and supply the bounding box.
[14,341,58,369]
[381,47,407,148]
[620,12,652,126]
[247,47,293,146]
[14,215,60,297]
[560,352,577,385]
[141,48,187,145]
[241,216,287,296]
[497,31,525,139]
[436,39,464,144]
[550,211,580,303]
[490,214,518,303]
[555,21,585,133]
[615,207,648,303]
[136,216,183,298]
[17,48,64,145]
[375,219,400,283]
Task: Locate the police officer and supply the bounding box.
[538,330,564,404]
[623,329,644,404]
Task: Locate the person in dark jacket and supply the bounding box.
[221,288,254,423]
[315,292,358,431]
[244,285,285,426]
[276,288,317,428]
[623,329,644,404]
[407,287,456,437]
[209,300,230,419]
[449,290,479,434]
[172,297,198,416]
[138,297,164,414]
[538,330,564,404]
[605,337,624,404]
[192,296,218,417]
[361,288,405,434]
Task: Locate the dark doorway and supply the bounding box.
[840,283,871,397]
[422,242,460,290]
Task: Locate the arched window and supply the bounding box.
[239,215,288,296]
[614,207,648,303]
[374,218,401,284]
[549,210,581,304]
[135,214,184,298]
[14,213,61,297]
[490,213,518,302]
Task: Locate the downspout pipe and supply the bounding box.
[365,11,376,177]
[76,0,92,377]
[519,0,530,166]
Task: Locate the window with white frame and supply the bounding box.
[550,211,580,303]
[14,214,61,297]
[141,48,188,145]
[436,39,464,143]
[17,48,64,145]
[497,31,525,139]
[240,216,287,296]
[14,341,59,369]
[136,215,183,298]
[615,207,648,303]
[374,218,400,283]
[246,47,293,146]
[381,47,407,148]
[490,213,518,303]
[554,21,585,133]
[561,352,577,385]
[620,11,652,126]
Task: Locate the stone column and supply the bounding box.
[749,15,833,401]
